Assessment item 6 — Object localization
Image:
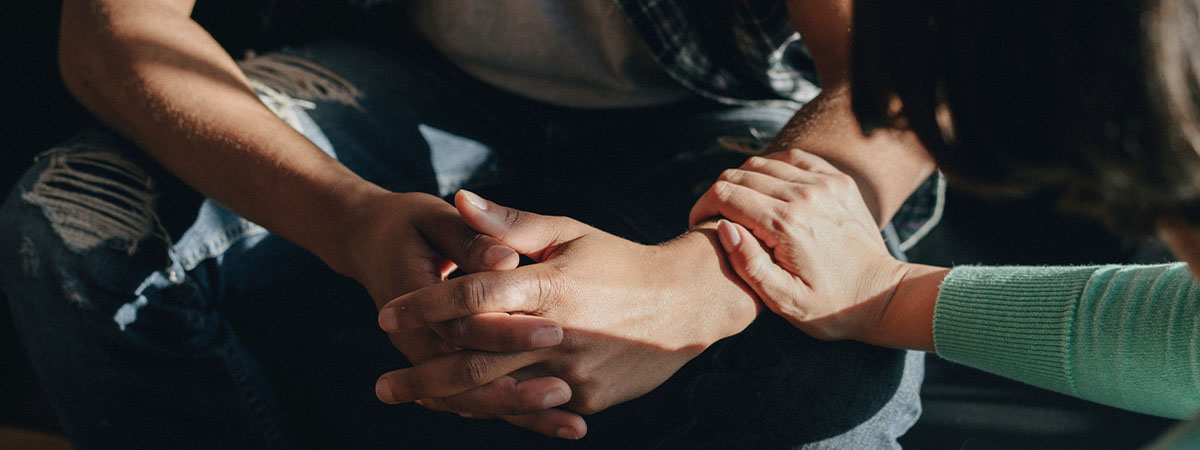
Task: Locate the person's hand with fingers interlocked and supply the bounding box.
[326,190,587,438]
[372,189,763,440]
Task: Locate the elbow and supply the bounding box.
[57,1,127,117]
[58,44,95,106]
[57,24,110,115]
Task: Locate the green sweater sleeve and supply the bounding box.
[933,263,1200,419]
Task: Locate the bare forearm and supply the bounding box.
[656,223,762,343]
[766,85,935,227]
[59,0,383,272]
[780,0,936,227]
[861,263,947,352]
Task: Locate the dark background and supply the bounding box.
[0,2,1182,448]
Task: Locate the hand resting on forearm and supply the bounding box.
[692,149,948,350]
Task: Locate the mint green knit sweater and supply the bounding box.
[934,263,1200,419]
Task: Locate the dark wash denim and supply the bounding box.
[0,38,922,449]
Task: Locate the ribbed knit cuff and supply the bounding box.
[933,265,1101,396]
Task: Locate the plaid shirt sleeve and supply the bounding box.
[613,0,821,106]
[614,0,944,247]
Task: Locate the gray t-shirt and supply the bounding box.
[410,0,695,108]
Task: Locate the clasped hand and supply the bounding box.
[370,191,757,439]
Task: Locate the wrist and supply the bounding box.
[306,182,394,278]
[656,226,761,346]
[860,262,949,352]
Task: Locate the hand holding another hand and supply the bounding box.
[333,191,566,370]
[689,149,910,342]
[373,190,760,439]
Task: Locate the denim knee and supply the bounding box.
[0,134,198,337]
[0,136,296,449]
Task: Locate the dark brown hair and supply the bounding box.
[851,0,1200,236]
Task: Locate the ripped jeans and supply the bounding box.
[0,38,932,449]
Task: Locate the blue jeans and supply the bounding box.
[0,38,923,449]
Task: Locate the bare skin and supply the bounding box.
[60,0,568,434]
[375,0,935,437]
[692,149,947,351]
[699,145,1200,372]
[60,0,934,440]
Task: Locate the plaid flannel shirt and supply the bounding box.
[613,0,943,247]
[612,0,820,106]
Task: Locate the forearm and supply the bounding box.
[60,0,383,272]
[859,263,947,352]
[765,85,935,227]
[660,223,762,342]
[779,0,936,227]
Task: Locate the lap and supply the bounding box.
[1,36,920,449]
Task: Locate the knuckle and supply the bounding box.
[446,318,470,344]
[777,301,808,323]
[743,156,767,169]
[502,206,523,227]
[741,254,771,285]
[713,181,735,201]
[769,204,794,229]
[814,177,834,192]
[458,353,493,386]
[718,168,740,183]
[461,277,490,314]
[791,304,818,323]
[531,269,563,313]
[461,232,490,260]
[783,207,805,225]
[834,173,858,192]
[790,184,813,202]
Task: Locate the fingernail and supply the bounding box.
[460,190,488,211]
[482,245,515,267]
[378,308,400,332]
[717,219,740,249]
[531,326,562,348]
[556,427,579,440]
[375,377,395,403]
[542,389,568,409]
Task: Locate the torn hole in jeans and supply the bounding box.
[22,150,168,255]
[239,52,360,105]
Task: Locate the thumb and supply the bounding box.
[454,190,589,261]
[716,220,794,317]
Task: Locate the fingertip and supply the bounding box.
[481,244,519,269]
[531,325,563,348]
[717,219,741,251]
[562,416,588,440]
[551,413,588,440]
[455,190,508,237]
[376,376,396,404]
[731,221,757,245]
[378,307,401,333]
[500,407,587,440]
[556,427,581,440]
[542,388,569,409]
[456,189,489,212]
